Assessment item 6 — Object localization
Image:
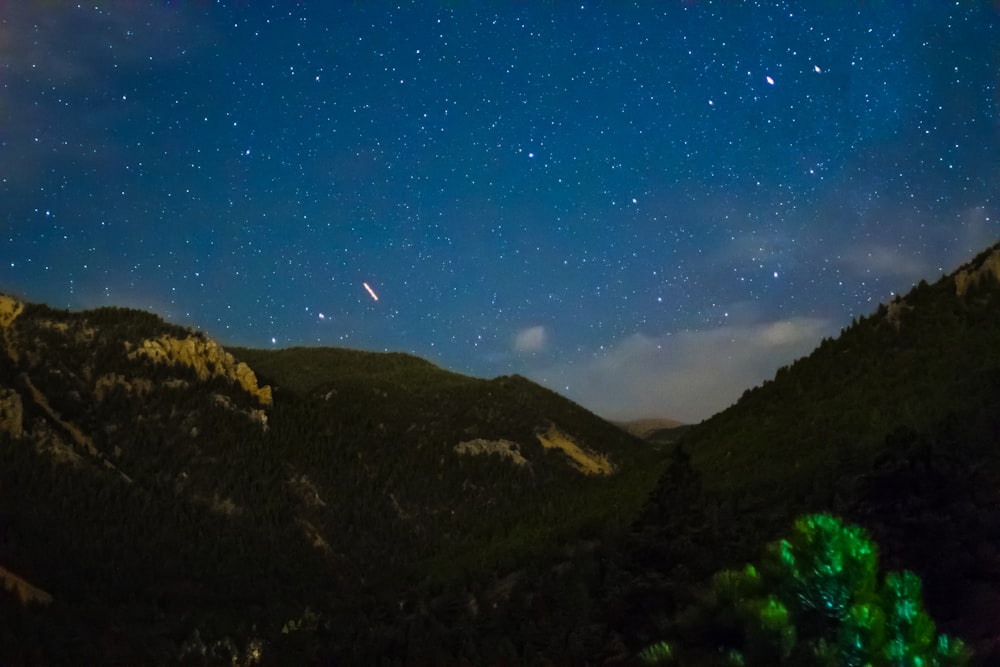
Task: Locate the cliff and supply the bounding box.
[954,243,1000,297]
[127,334,272,406]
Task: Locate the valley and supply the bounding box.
[1,241,1000,664]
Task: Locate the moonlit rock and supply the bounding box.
[954,245,1000,297]
[128,334,273,406]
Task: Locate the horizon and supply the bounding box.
[4,239,989,425]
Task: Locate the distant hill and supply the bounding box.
[0,294,666,663]
[614,417,686,440]
[627,240,1000,661]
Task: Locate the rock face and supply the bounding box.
[0,295,24,363]
[0,387,23,438]
[93,373,153,402]
[455,428,616,475]
[0,294,23,328]
[955,246,1000,297]
[455,438,529,466]
[127,335,272,406]
[885,296,913,331]
[0,564,53,607]
[535,423,614,476]
[211,393,268,430]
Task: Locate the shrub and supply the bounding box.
[642,513,970,666]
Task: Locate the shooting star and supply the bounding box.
[363,282,379,301]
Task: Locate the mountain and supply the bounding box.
[0,294,665,663]
[624,241,1000,662]
[614,418,685,440]
[4,240,1000,664]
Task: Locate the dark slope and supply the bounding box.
[232,345,649,469]
[0,296,667,663]
[685,252,1000,500]
[628,241,1000,661]
[681,240,1000,503]
[229,345,666,578]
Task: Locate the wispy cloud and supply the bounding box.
[529,317,832,423]
[952,205,1000,264]
[842,245,931,281]
[513,325,547,353]
[2,4,201,82]
[0,4,207,188]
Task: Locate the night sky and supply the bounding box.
[2,2,997,422]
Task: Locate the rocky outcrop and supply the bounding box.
[211,393,268,430]
[955,246,1000,297]
[127,335,272,406]
[454,430,614,475]
[21,373,132,481]
[21,373,98,457]
[289,473,327,508]
[0,295,23,363]
[0,387,23,438]
[296,518,335,556]
[93,373,153,402]
[455,438,528,466]
[32,424,83,466]
[38,319,95,343]
[0,564,53,606]
[885,296,912,331]
[0,294,23,329]
[535,423,614,476]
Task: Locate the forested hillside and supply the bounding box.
[0,294,667,663]
[618,242,1000,662]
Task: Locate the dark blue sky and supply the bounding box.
[2,2,997,421]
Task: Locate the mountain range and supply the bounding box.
[2,240,1000,664]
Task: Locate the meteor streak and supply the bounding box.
[363,282,379,301]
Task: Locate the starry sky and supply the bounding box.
[2,2,998,422]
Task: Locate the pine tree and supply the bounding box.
[641,513,971,666]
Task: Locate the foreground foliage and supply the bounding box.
[643,514,970,667]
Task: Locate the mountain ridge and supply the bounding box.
[623,240,1000,662]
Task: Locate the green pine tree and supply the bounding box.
[641,513,971,667]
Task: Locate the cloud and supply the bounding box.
[2,4,200,82]
[0,4,207,188]
[842,245,930,281]
[513,325,547,353]
[529,317,832,424]
[952,205,1000,265]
